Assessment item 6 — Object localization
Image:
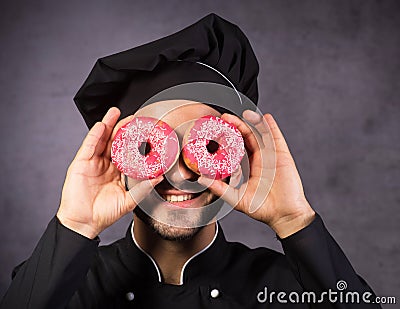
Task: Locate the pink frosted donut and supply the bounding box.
[182,115,245,180]
[111,116,179,179]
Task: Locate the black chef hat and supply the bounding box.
[74,13,259,128]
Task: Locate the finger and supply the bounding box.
[220,113,261,155]
[198,176,244,211]
[75,121,106,161]
[125,176,164,211]
[242,110,273,151]
[101,107,121,139]
[243,110,269,135]
[96,107,121,158]
[229,165,242,188]
[243,111,280,171]
[263,113,291,154]
[219,113,269,182]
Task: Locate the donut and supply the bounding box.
[182,115,245,180]
[111,116,179,179]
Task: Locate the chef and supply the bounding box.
[0,13,380,308]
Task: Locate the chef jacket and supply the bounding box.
[0,213,381,308]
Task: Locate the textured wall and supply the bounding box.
[0,0,399,304]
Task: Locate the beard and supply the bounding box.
[133,191,224,241]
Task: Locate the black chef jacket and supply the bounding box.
[0,213,381,308]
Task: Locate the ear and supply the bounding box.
[229,165,242,188]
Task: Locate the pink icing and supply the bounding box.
[111,117,179,179]
[182,115,245,179]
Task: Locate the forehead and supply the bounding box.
[137,100,220,126]
[116,100,221,132]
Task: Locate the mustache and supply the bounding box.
[155,178,209,194]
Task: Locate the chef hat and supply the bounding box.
[74,13,259,128]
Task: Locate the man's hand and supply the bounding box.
[57,107,163,239]
[198,110,315,238]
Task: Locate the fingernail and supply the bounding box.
[198,176,212,187]
[244,110,262,122]
[151,175,164,185]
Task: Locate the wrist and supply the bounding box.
[56,213,99,239]
[270,202,316,239]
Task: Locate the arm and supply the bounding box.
[1,107,161,309]
[280,213,380,308]
[200,110,381,308]
[0,218,98,309]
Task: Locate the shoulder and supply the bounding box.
[223,239,291,273]
[215,238,303,296]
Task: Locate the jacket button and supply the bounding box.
[210,288,220,298]
[126,292,135,301]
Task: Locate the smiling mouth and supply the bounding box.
[154,180,208,206]
[161,193,203,202]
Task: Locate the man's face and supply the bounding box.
[113,100,225,241]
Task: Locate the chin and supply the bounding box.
[133,207,202,241]
[133,191,223,241]
[150,220,202,241]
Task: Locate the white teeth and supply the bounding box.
[162,194,195,202]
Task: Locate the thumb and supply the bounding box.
[198,176,243,211]
[75,122,106,161]
[124,176,164,212]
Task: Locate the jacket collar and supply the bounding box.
[118,220,229,286]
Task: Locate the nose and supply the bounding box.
[164,152,198,185]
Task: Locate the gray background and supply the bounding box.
[0,0,399,305]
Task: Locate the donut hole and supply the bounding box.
[206,140,219,154]
[138,141,152,156]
